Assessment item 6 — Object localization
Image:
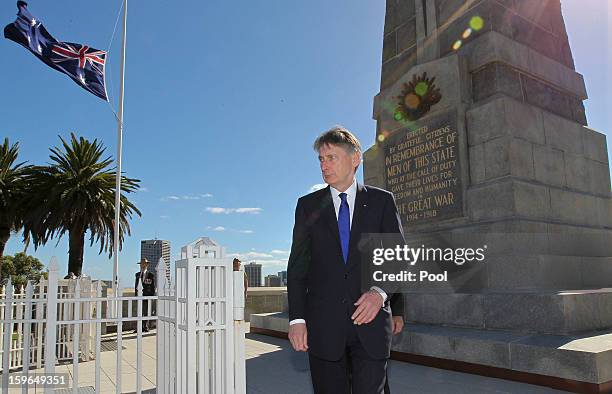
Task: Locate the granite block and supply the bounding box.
[484,292,566,331]
[467,181,514,221]
[582,128,609,163]
[513,181,550,220]
[397,0,416,23]
[510,334,599,382]
[436,0,467,27]
[452,330,513,368]
[445,293,484,328]
[381,45,417,89]
[503,98,545,145]
[549,188,598,226]
[533,145,565,187]
[548,224,612,257]
[484,136,511,179]
[421,294,447,324]
[511,14,562,64]
[405,327,454,359]
[469,144,486,184]
[514,0,555,32]
[598,198,612,229]
[489,0,515,38]
[536,255,582,290]
[382,32,397,62]
[542,111,584,155]
[466,98,506,146]
[522,75,575,122]
[587,159,612,197]
[581,257,612,289]
[486,254,540,290]
[396,19,417,54]
[563,152,589,192]
[384,0,398,34]
[564,292,606,332]
[509,138,535,179]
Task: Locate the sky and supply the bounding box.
[2,0,611,286]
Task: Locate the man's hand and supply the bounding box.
[391,316,404,335]
[352,290,384,325]
[288,323,308,351]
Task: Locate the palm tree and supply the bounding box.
[0,138,31,281]
[26,133,141,277]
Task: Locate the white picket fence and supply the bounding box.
[0,254,246,394]
[0,278,98,373]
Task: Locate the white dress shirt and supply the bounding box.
[289,178,387,326]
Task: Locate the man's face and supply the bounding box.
[140,263,148,271]
[318,143,360,191]
[233,261,241,271]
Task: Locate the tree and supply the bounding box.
[26,133,141,277]
[0,138,31,281]
[0,252,47,288]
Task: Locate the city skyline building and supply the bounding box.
[244,262,262,287]
[277,270,287,286]
[140,239,171,281]
[265,274,281,287]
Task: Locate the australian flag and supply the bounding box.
[4,1,108,101]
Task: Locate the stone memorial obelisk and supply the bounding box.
[363,0,612,391]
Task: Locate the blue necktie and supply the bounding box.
[338,192,350,263]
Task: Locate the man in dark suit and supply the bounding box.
[287,126,405,394]
[135,258,155,332]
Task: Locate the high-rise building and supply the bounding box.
[278,270,288,286]
[244,262,262,287]
[141,239,171,281]
[265,274,281,287]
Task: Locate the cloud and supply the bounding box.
[270,249,289,255]
[235,208,263,214]
[161,195,181,201]
[140,187,149,192]
[161,193,214,202]
[204,226,254,234]
[229,251,273,259]
[159,215,170,219]
[205,207,263,215]
[309,183,327,193]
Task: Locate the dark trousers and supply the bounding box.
[142,300,149,330]
[308,319,387,394]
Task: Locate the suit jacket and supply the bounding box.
[135,270,156,296]
[287,183,405,361]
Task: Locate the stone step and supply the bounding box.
[402,289,612,334]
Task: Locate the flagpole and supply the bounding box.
[112,0,127,306]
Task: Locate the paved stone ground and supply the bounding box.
[6,329,570,393]
[245,334,571,394]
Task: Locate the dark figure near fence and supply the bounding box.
[135,258,155,332]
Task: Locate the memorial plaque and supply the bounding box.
[383,110,463,225]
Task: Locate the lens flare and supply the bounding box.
[462,28,472,39]
[452,40,462,51]
[394,110,403,121]
[415,82,428,97]
[377,134,385,142]
[470,16,484,31]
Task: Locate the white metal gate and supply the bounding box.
[0,252,246,394]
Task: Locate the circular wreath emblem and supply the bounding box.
[394,72,442,122]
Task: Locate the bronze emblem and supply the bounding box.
[394,72,442,122]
